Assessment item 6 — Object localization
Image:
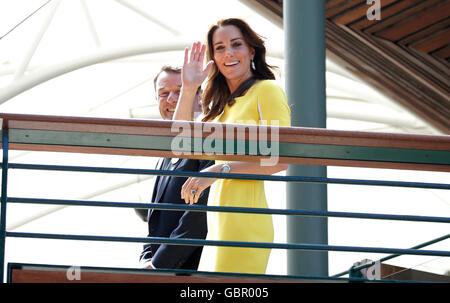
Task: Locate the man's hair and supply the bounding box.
[153,65,181,93]
[153,65,201,96]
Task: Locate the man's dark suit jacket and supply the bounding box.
[138,157,213,269]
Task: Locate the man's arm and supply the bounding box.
[150,160,213,269]
[149,195,209,269]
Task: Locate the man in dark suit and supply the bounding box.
[136,66,213,270]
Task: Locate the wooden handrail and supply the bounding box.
[9,263,449,283]
[1,113,449,171]
[7,263,334,283]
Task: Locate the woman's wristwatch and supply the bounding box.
[220,163,231,173]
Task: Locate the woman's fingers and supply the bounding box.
[181,177,189,200]
[190,42,201,62]
[182,177,194,204]
[198,44,206,64]
[193,42,200,62]
[189,178,200,205]
[183,47,189,66]
[192,187,203,204]
[202,60,215,79]
[190,182,204,205]
[182,177,204,204]
[189,42,196,62]
[187,41,207,64]
[181,177,191,202]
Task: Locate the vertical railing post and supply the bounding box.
[0,127,9,283]
[284,0,329,276]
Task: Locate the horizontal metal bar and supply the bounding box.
[6,231,450,257]
[378,234,450,263]
[332,233,450,277]
[7,197,450,224]
[4,162,450,189]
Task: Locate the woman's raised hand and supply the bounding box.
[182,42,214,91]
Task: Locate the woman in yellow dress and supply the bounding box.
[173,18,291,274]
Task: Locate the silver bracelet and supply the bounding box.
[220,163,231,173]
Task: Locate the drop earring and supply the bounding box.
[251,59,256,70]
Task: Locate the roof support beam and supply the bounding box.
[113,0,181,36]
[284,0,329,277]
[80,0,101,47]
[13,0,61,80]
[0,39,192,105]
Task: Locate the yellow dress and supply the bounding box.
[204,80,291,274]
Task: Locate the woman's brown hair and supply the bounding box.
[201,18,276,122]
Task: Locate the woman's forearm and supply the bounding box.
[173,86,197,121]
[203,161,288,176]
[182,160,288,204]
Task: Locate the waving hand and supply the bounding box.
[182,42,214,90]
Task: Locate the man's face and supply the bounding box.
[155,71,181,120]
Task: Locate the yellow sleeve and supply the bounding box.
[256,81,291,127]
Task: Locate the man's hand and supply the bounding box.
[143,261,155,269]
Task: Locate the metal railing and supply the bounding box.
[1,113,449,283]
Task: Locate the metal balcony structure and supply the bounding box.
[0,113,449,283]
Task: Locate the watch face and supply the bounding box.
[221,164,230,173]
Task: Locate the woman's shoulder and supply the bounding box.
[237,79,285,104]
[251,80,285,97]
[253,79,283,90]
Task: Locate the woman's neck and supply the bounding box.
[226,71,253,94]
